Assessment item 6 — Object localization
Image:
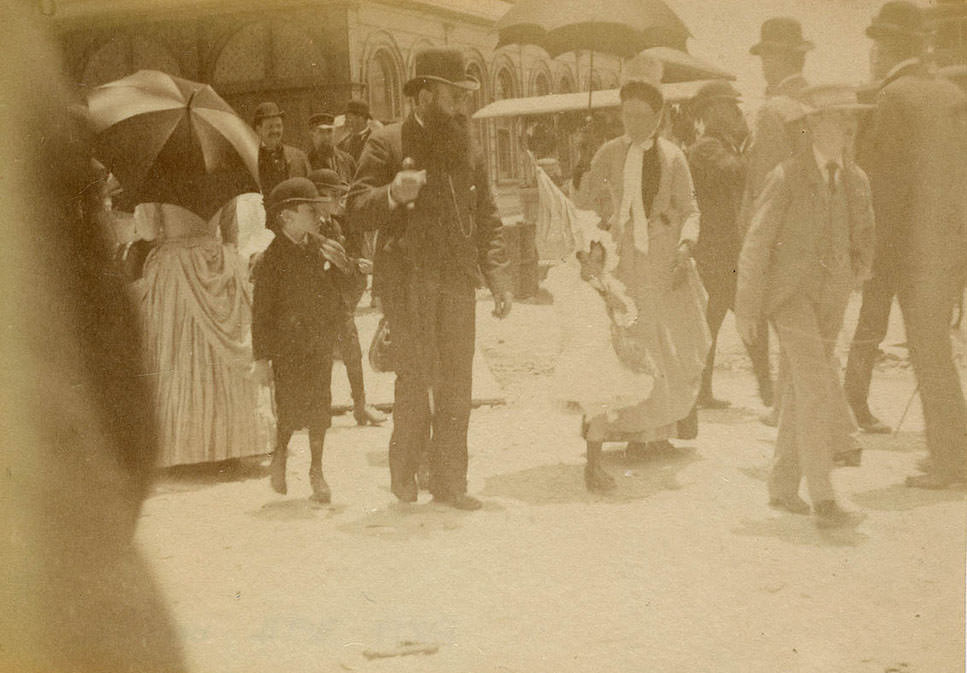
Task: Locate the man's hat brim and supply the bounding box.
[266,196,327,212]
[750,39,815,55]
[403,75,479,98]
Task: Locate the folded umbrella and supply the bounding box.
[85,70,260,219]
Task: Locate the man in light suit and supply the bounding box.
[739,17,816,420]
[737,85,876,527]
[858,1,967,488]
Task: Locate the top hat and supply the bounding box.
[750,17,815,55]
[343,99,371,119]
[403,47,480,97]
[792,83,874,119]
[865,1,928,43]
[253,101,285,125]
[619,52,665,108]
[265,177,326,213]
[308,112,338,129]
[689,80,742,116]
[307,169,349,199]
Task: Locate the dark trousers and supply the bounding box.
[699,269,772,402]
[336,312,366,405]
[843,269,897,419]
[897,265,967,475]
[384,280,476,498]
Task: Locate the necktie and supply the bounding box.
[826,161,838,193]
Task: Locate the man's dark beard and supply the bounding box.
[422,107,472,171]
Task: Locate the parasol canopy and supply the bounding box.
[495,0,691,58]
[85,70,260,219]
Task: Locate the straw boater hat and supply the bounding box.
[253,101,285,125]
[865,1,928,44]
[792,84,874,119]
[688,80,742,117]
[403,47,480,97]
[749,17,815,55]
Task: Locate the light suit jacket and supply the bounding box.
[575,136,700,293]
[736,150,876,323]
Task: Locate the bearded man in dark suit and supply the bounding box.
[347,47,512,510]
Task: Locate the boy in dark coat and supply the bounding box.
[252,178,352,502]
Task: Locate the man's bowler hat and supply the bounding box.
[265,177,326,213]
[403,47,479,97]
[253,101,285,125]
[865,1,928,43]
[308,169,349,200]
[308,112,338,129]
[343,99,371,119]
[750,17,815,55]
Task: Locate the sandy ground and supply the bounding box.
[142,290,966,673]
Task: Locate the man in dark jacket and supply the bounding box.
[687,81,771,409]
[252,178,352,502]
[254,102,311,196]
[308,168,385,426]
[347,47,513,510]
[337,99,373,162]
[857,1,967,487]
[307,112,357,181]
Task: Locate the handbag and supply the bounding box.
[368,315,394,373]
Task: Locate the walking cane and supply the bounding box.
[893,383,919,436]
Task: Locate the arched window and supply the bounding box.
[367,49,401,122]
[533,71,551,96]
[494,67,518,181]
[81,34,181,88]
[558,72,576,94]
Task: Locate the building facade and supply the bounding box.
[51,0,620,186]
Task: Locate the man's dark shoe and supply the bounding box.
[269,452,287,495]
[905,472,966,490]
[697,394,731,410]
[759,407,779,427]
[309,467,331,504]
[354,404,386,426]
[758,377,775,408]
[768,494,811,515]
[584,463,617,492]
[433,493,483,511]
[391,479,418,503]
[856,414,891,434]
[813,500,864,528]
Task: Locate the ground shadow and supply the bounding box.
[338,497,504,540]
[850,482,966,512]
[482,444,702,505]
[247,498,348,521]
[732,513,869,547]
[151,455,269,495]
[858,431,926,455]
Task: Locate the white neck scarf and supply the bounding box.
[618,137,655,254]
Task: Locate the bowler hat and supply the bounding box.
[792,83,873,119]
[403,47,479,97]
[265,177,325,213]
[253,101,285,125]
[750,17,815,55]
[308,169,349,199]
[308,112,338,129]
[343,99,371,119]
[689,80,742,116]
[865,1,927,43]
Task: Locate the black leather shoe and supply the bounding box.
[697,395,731,410]
[391,479,418,503]
[768,494,811,515]
[433,493,483,511]
[813,500,864,528]
[309,468,331,504]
